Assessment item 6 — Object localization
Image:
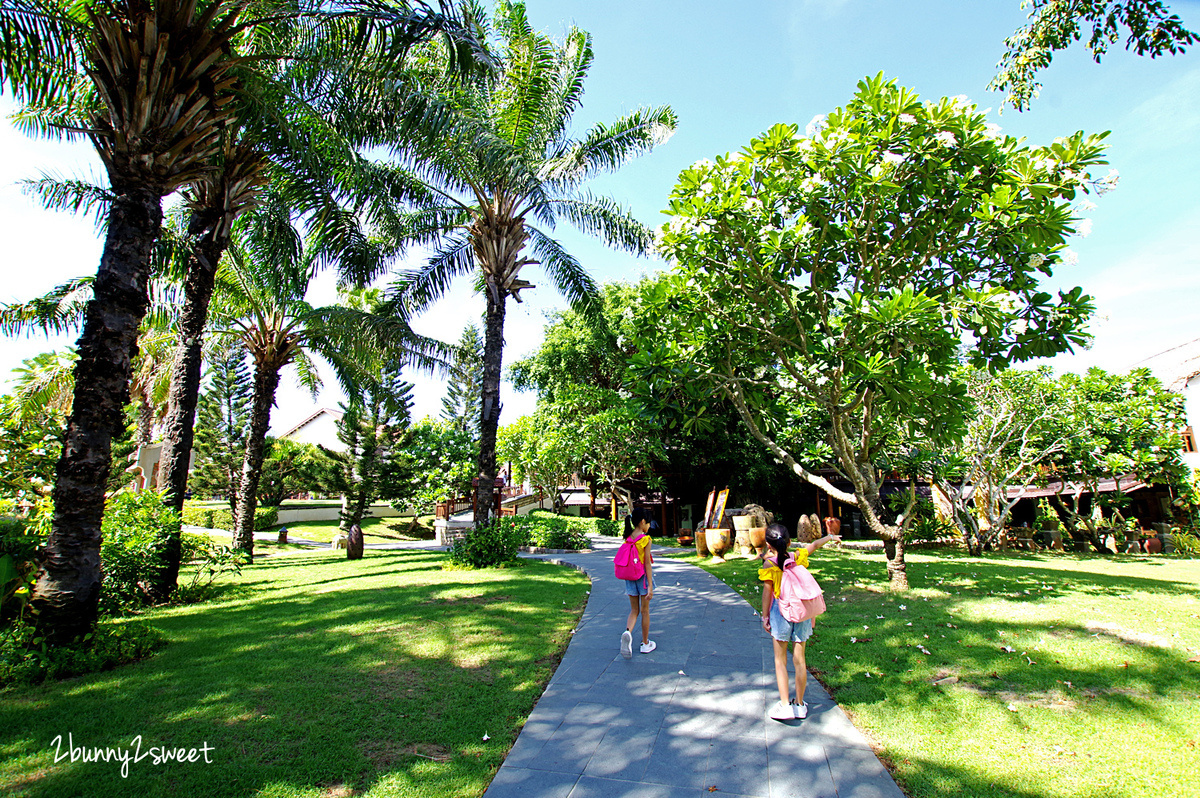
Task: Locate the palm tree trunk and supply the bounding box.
[153,236,223,597]
[233,363,282,561]
[31,187,163,643]
[473,288,507,527]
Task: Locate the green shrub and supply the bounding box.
[447,520,525,568]
[0,619,163,687]
[173,534,244,604]
[180,503,278,531]
[99,491,181,614]
[1168,528,1200,558]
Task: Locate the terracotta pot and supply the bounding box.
[749,527,767,556]
[732,515,755,532]
[678,535,694,548]
[695,530,710,557]
[823,517,841,538]
[705,528,731,561]
[1146,536,1163,554]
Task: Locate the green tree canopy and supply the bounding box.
[636,74,1108,588]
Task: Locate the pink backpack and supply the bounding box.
[614,533,648,580]
[775,556,826,623]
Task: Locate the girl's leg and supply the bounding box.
[626,596,640,633]
[793,640,808,704]
[638,594,651,644]
[773,640,791,704]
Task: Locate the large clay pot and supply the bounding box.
[695,530,710,557]
[734,528,753,557]
[732,514,755,532]
[705,528,731,561]
[823,517,841,538]
[1146,536,1163,554]
[749,527,767,556]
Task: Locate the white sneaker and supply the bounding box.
[792,701,808,719]
[769,701,793,721]
[639,640,656,654]
[621,630,633,659]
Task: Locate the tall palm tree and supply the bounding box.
[0,0,250,642]
[208,201,446,560]
[380,1,676,526]
[0,0,480,640]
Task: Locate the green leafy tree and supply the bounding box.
[441,323,483,438]
[396,418,477,513]
[497,412,582,511]
[637,75,1107,589]
[384,1,676,527]
[255,438,330,508]
[1044,367,1188,551]
[991,0,1199,110]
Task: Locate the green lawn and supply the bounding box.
[0,550,588,797]
[274,517,438,545]
[672,547,1200,798]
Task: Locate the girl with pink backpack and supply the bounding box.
[759,522,841,721]
[616,508,656,658]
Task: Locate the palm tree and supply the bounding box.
[208,201,446,560]
[380,1,676,526]
[0,0,482,639]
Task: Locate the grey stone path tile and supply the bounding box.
[481,541,906,798]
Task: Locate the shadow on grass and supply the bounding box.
[0,550,588,798]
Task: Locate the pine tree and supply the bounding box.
[191,350,252,515]
[441,323,483,439]
[328,374,415,531]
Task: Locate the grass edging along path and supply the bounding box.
[271,517,438,545]
[669,547,1200,798]
[0,550,588,798]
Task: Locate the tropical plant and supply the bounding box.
[991,0,1199,110]
[394,417,477,512]
[207,205,442,559]
[383,1,676,527]
[441,322,483,438]
[636,75,1107,589]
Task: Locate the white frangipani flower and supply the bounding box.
[899,113,916,125]
[1079,199,1097,211]
[805,114,828,137]
[1059,250,1079,266]
[983,122,1002,138]
[934,131,957,147]
[1075,219,1093,237]
[882,151,906,165]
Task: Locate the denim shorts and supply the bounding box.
[768,600,813,643]
[624,575,649,596]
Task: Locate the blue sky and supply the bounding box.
[1,0,1198,433]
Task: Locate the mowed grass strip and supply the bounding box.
[270,517,438,545]
[0,550,588,798]
[672,548,1200,798]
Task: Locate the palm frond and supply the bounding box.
[0,275,92,336]
[19,171,112,230]
[527,225,601,320]
[0,0,87,108]
[9,348,77,420]
[544,192,654,254]
[388,232,476,313]
[291,348,324,399]
[542,105,677,187]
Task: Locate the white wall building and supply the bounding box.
[278,408,344,452]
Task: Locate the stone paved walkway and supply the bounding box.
[483,539,906,798]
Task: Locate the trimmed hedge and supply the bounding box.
[497,514,607,550]
[181,503,278,531]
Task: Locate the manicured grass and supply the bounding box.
[0,550,588,797]
[671,547,1200,798]
[276,516,437,544]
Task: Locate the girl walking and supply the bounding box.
[759,522,840,720]
[619,508,656,658]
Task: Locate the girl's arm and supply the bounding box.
[761,582,773,631]
[805,533,843,555]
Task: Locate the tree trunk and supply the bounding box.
[153,236,223,597]
[233,364,282,561]
[31,187,163,644]
[883,535,909,590]
[473,287,507,528]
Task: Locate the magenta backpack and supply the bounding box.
[613,533,648,580]
[775,556,826,623]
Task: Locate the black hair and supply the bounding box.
[624,507,654,539]
[765,522,790,568]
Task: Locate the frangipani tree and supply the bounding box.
[635,74,1107,589]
